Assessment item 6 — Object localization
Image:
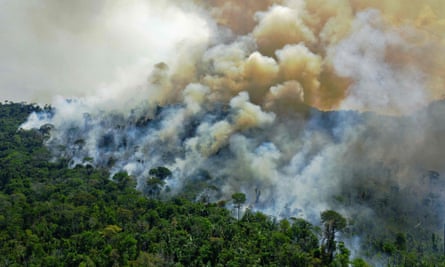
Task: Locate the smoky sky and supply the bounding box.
[13,0,445,260]
[0,0,210,103]
[1,1,444,111]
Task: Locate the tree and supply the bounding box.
[351,258,371,267]
[333,241,350,267]
[149,167,171,180]
[144,167,171,198]
[145,177,165,199]
[289,218,319,252]
[320,210,347,264]
[112,171,134,190]
[395,232,406,251]
[231,192,246,221]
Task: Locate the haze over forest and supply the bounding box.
[2,0,445,265]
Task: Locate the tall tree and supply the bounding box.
[320,210,347,264]
[231,192,246,221]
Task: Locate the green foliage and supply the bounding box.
[321,210,347,265]
[351,258,370,267]
[143,167,172,199]
[321,210,347,231]
[4,101,445,266]
[231,192,246,205]
[394,232,407,251]
[145,177,166,198]
[12,102,445,266]
[112,171,135,190]
[332,241,350,267]
[149,166,172,180]
[289,218,319,253]
[2,102,349,266]
[231,192,246,220]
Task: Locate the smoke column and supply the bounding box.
[16,0,445,258]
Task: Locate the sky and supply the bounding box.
[0,0,210,103]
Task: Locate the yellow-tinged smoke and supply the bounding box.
[3,0,444,115]
[182,0,445,115]
[19,0,445,239]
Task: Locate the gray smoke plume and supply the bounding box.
[17,0,445,260]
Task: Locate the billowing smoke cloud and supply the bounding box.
[17,0,445,259]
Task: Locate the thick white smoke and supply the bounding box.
[16,0,445,260]
[0,0,210,103]
[331,10,427,114]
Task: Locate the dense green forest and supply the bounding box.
[0,102,444,266]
